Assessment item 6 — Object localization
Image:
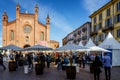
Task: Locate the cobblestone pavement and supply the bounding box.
[0,62,120,80]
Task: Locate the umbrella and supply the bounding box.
[54,43,87,51]
[0,44,23,51]
[24,44,53,51]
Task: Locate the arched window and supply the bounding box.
[10,30,14,41]
[40,32,44,41]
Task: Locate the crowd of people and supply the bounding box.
[0,50,112,80]
[92,53,112,80]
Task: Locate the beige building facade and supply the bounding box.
[62,22,91,46]
[90,0,120,45]
[2,4,59,48]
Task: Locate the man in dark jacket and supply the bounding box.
[0,53,6,70]
[93,56,103,80]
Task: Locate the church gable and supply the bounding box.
[38,21,46,27]
[7,20,16,26]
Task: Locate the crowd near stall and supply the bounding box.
[0,32,119,80]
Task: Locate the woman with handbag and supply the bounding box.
[93,56,103,80]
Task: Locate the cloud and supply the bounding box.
[12,0,74,46]
[83,0,110,14]
[12,0,73,33]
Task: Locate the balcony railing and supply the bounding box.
[90,31,98,36]
[67,38,74,41]
[81,36,87,40]
[102,24,114,32]
[74,33,77,37]
[78,31,81,35]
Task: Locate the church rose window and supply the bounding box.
[24,25,32,33]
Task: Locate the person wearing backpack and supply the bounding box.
[103,53,112,80]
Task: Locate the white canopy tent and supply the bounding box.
[78,41,84,47]
[87,46,111,52]
[55,43,87,51]
[99,32,120,66]
[85,38,96,48]
[99,32,120,49]
[85,38,110,56]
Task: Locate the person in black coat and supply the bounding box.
[27,53,33,68]
[93,56,103,80]
[0,53,6,70]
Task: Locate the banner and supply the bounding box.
[38,41,48,46]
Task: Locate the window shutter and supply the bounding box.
[114,16,117,24]
[96,24,98,31]
[105,20,107,28]
[110,18,112,25]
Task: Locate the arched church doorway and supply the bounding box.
[23,44,30,48]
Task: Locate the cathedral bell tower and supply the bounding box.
[34,4,39,45]
[16,3,20,19]
[46,14,50,45]
[16,3,20,46]
[35,4,38,21]
[2,12,8,24]
[2,11,8,46]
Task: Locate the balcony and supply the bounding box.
[102,24,114,32]
[77,38,81,42]
[78,31,81,35]
[90,31,98,36]
[67,38,74,42]
[82,28,86,32]
[81,36,87,40]
[73,40,77,43]
[74,33,77,37]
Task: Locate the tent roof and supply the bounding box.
[85,38,96,48]
[78,41,84,47]
[25,44,53,51]
[55,43,87,51]
[99,32,120,49]
[87,46,111,52]
[0,44,22,51]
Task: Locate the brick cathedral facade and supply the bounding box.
[2,4,59,48]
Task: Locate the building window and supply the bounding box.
[99,35,102,41]
[117,14,120,22]
[117,29,120,38]
[94,25,96,32]
[10,30,14,41]
[106,8,110,17]
[105,18,112,27]
[94,17,96,24]
[99,22,102,29]
[40,32,44,41]
[99,13,102,21]
[116,2,120,12]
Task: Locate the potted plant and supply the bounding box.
[9,57,16,71]
[66,57,76,79]
[35,61,44,75]
[35,55,44,75]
